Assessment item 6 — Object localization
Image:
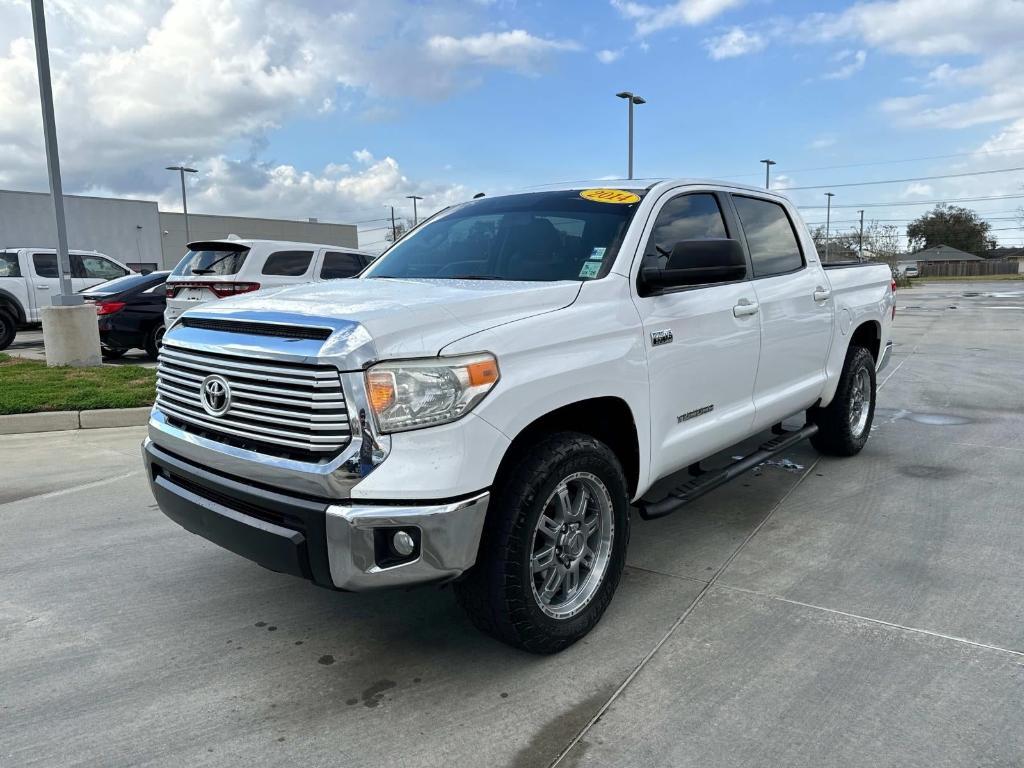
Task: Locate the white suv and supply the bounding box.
[164,239,373,325]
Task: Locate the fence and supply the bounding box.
[918,260,1020,277]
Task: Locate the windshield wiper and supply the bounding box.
[446,274,505,280]
[190,252,237,275]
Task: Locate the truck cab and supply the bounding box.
[143,180,895,653]
[0,248,133,350]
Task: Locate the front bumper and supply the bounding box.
[144,439,489,590]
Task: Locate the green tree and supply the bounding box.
[906,204,992,256]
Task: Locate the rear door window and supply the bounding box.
[171,248,249,277]
[0,253,21,278]
[320,251,364,279]
[32,253,59,278]
[79,255,128,280]
[731,196,805,277]
[262,250,314,276]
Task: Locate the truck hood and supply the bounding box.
[188,277,581,359]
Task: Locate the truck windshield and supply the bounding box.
[364,190,646,282]
[172,248,249,277]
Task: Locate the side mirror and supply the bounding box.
[641,239,747,290]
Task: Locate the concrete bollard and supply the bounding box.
[40,304,102,367]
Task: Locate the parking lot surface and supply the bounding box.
[9,329,157,368]
[2,281,1022,767]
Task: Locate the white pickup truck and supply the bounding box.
[0,248,133,350]
[144,180,895,653]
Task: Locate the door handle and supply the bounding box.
[733,299,759,318]
[813,286,832,301]
[35,284,50,289]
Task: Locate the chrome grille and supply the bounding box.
[155,343,351,460]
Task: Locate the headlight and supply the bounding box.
[365,353,500,433]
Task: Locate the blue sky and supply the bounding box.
[1,0,1022,250]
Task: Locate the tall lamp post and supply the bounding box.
[166,165,198,243]
[857,209,865,259]
[824,192,835,262]
[406,195,424,226]
[615,91,646,180]
[760,158,776,190]
[31,0,75,306]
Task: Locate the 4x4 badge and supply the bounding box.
[651,329,673,346]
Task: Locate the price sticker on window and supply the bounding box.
[579,188,641,204]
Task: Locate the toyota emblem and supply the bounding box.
[200,374,231,416]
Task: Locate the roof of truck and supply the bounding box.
[513,178,787,197]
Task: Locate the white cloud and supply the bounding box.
[611,0,745,36]
[353,149,375,165]
[0,0,576,217]
[901,183,934,198]
[770,174,793,191]
[822,49,866,80]
[704,27,765,60]
[427,30,580,72]
[809,136,836,150]
[596,48,624,64]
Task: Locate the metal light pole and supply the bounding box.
[166,165,198,243]
[615,91,646,179]
[760,159,776,190]
[406,195,423,226]
[824,192,835,262]
[389,205,397,241]
[31,0,76,305]
[857,209,865,259]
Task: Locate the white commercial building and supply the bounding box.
[0,189,359,273]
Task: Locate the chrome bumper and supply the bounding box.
[144,438,488,591]
[325,493,489,590]
[876,340,894,373]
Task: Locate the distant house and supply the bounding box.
[987,246,1024,261]
[909,244,983,263]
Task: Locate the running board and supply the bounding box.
[636,423,818,521]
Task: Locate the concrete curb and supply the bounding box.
[0,407,151,436]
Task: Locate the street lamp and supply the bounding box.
[825,192,835,262]
[406,195,424,226]
[31,0,76,306]
[615,91,646,180]
[165,165,198,243]
[760,159,776,190]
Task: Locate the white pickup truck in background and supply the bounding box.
[144,180,895,653]
[0,248,134,350]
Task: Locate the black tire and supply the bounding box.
[454,432,630,654]
[101,347,127,360]
[0,311,15,352]
[145,324,165,360]
[809,345,876,456]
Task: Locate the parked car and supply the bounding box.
[904,264,919,278]
[81,271,170,360]
[164,239,374,326]
[0,248,134,350]
[144,180,895,654]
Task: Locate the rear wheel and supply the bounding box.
[145,324,165,360]
[454,432,630,654]
[809,345,876,456]
[0,311,15,351]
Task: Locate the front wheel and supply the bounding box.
[810,345,876,456]
[454,432,630,654]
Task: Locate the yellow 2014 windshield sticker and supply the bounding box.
[580,188,641,204]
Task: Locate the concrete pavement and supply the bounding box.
[1,281,1022,767]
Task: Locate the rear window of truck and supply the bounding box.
[0,253,20,278]
[172,248,250,277]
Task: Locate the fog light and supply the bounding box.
[392,530,416,557]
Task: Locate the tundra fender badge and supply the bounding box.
[678,404,714,423]
[651,329,673,346]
